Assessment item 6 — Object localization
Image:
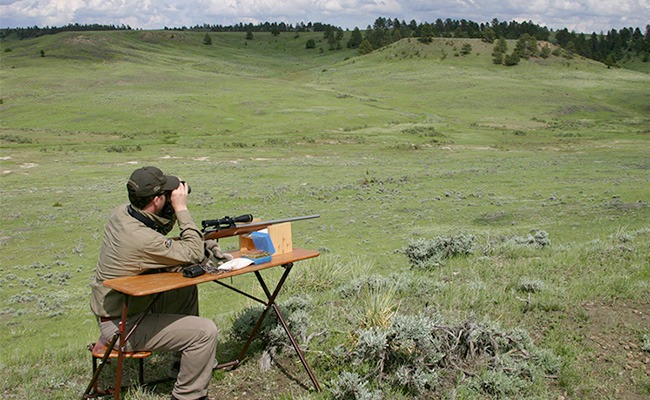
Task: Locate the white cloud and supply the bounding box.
[0,0,647,32]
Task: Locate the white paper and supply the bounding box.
[217,257,254,271]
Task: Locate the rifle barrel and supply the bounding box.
[203,214,319,241]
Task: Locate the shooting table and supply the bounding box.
[90,248,320,400]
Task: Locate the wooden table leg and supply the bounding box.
[113,299,129,400]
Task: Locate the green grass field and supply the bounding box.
[1,30,649,399]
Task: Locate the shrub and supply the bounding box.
[339,275,390,298]
[106,144,141,153]
[394,365,438,395]
[641,333,650,352]
[514,229,551,247]
[330,372,382,400]
[230,294,313,349]
[332,312,559,398]
[1,134,32,144]
[354,327,388,363]
[517,277,545,293]
[404,233,476,269]
[504,52,520,66]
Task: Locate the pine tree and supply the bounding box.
[359,39,374,55]
[347,28,363,49]
[492,36,507,64]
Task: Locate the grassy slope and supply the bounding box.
[0,31,649,399]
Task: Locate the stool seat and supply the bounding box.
[84,336,152,398]
[89,340,152,359]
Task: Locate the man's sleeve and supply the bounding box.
[140,210,205,269]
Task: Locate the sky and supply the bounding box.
[0,0,648,34]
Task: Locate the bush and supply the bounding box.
[404,233,476,269]
[331,311,560,398]
[641,333,650,352]
[106,144,141,153]
[0,134,32,144]
[230,294,313,349]
[330,372,382,400]
[514,229,551,247]
[504,52,520,66]
[517,277,545,293]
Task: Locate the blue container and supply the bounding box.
[243,232,275,264]
[250,231,275,254]
[244,254,272,265]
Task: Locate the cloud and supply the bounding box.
[0,0,647,32]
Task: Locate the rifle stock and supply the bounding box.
[202,214,319,241]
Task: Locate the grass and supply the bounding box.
[0,30,649,399]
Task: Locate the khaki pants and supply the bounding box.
[99,285,217,400]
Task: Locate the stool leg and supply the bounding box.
[84,355,109,398]
[138,358,145,386]
[83,335,118,399]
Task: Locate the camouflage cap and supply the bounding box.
[127,166,180,197]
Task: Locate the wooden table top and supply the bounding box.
[102,248,319,297]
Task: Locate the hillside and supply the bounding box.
[0,30,649,400]
[1,30,647,141]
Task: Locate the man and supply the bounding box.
[90,166,217,400]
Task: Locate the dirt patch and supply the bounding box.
[208,353,315,399]
[571,300,650,399]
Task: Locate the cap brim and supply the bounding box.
[162,175,180,191]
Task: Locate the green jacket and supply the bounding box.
[90,204,204,318]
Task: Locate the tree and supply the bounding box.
[492,36,507,64]
[418,23,434,44]
[327,32,338,50]
[359,39,374,55]
[245,29,254,40]
[604,53,618,68]
[461,43,472,55]
[539,44,551,58]
[202,33,212,45]
[514,33,537,59]
[482,26,496,43]
[271,26,280,36]
[305,38,316,49]
[347,27,363,49]
[504,51,520,66]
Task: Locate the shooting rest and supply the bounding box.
[83,248,320,400]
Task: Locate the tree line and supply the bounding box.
[349,17,650,66]
[2,18,649,66]
[0,20,340,42]
[0,23,131,40]
[166,21,339,34]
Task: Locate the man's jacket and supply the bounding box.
[90,204,204,318]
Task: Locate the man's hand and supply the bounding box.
[170,181,189,213]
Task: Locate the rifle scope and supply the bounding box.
[201,214,253,230]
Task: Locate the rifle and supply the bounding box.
[201,214,320,241]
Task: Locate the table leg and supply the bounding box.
[236,266,292,359]
[270,302,321,391]
[235,264,321,391]
[112,293,162,400]
[113,299,129,400]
